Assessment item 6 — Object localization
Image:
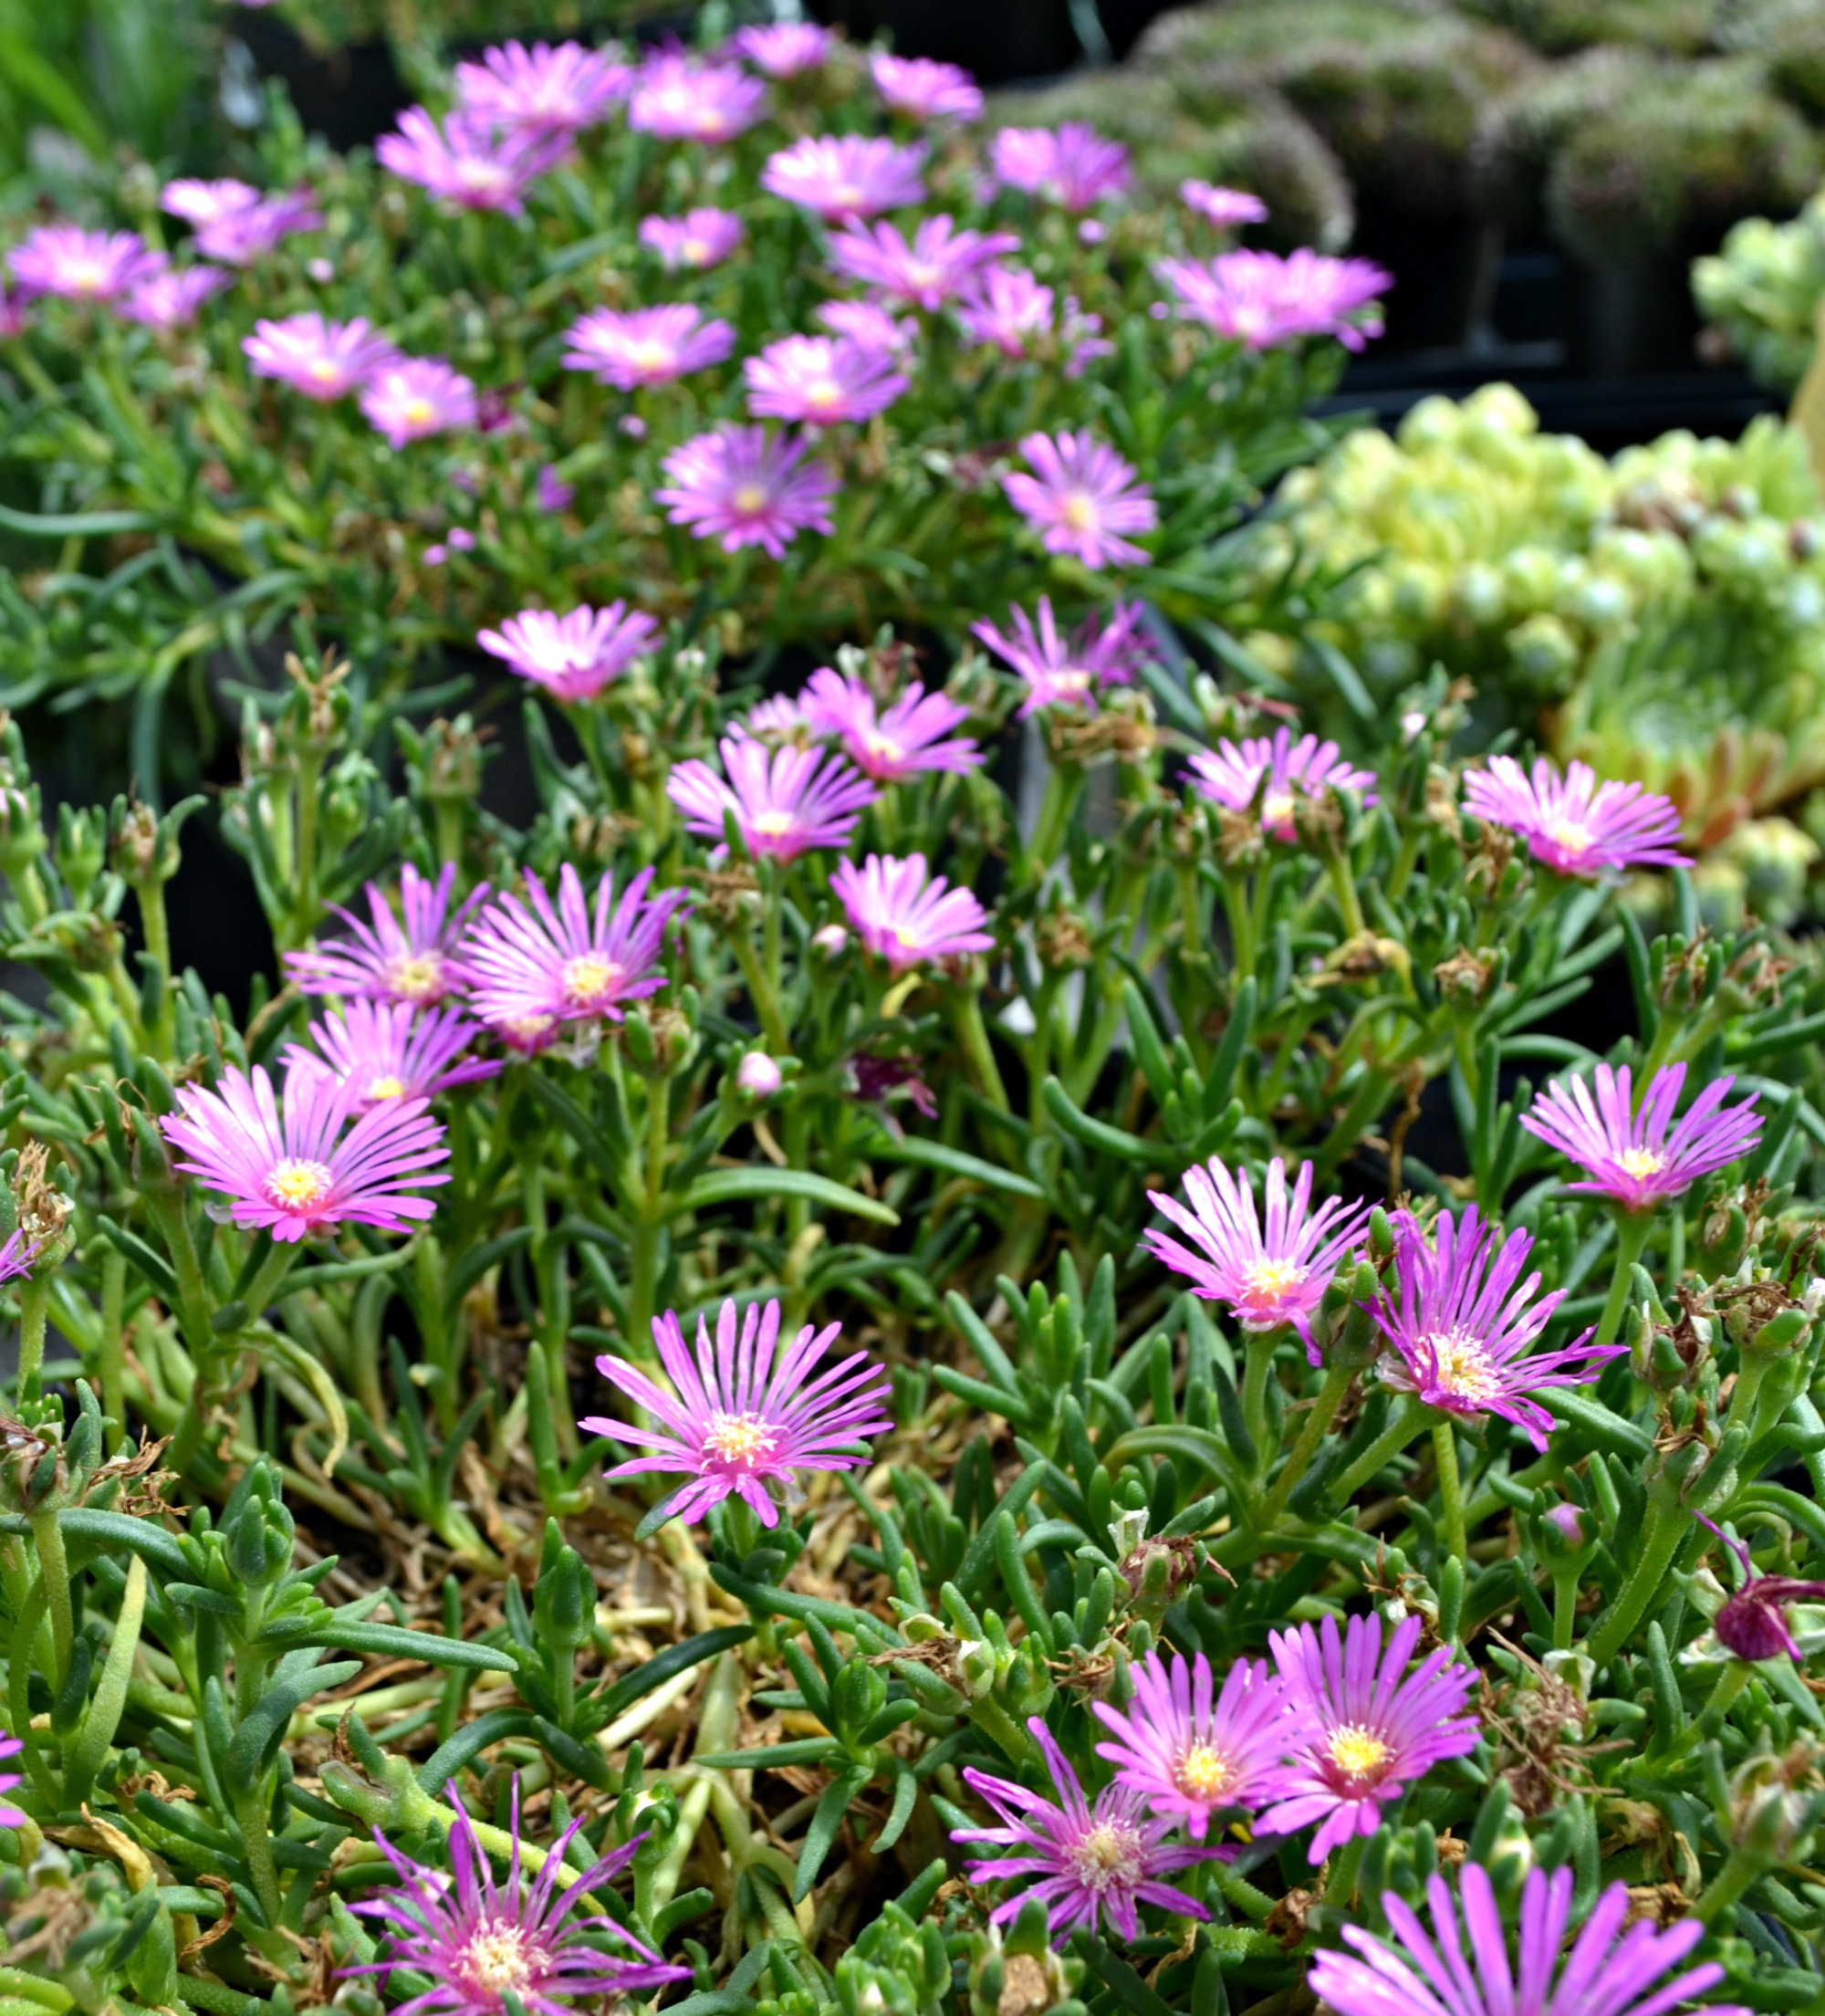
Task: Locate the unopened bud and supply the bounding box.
[735,1051,782,1101]
[811,924,849,959]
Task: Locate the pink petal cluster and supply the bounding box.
[870,53,983,121]
[744,334,910,424]
[1463,755,1690,880]
[454,39,631,137]
[730,23,835,77]
[120,266,229,330]
[196,192,323,266]
[972,598,1152,715]
[955,265,1054,356]
[1003,430,1157,571]
[668,736,876,861]
[7,226,164,304]
[286,862,486,1006]
[1180,180,1268,228]
[244,314,398,400]
[638,207,745,270]
[477,602,661,702]
[1157,249,1391,351]
[359,358,478,446]
[827,214,1018,309]
[464,865,689,1028]
[817,298,915,355]
[286,999,501,1110]
[655,424,836,558]
[829,853,994,972]
[561,304,735,389]
[1187,726,1378,838]
[801,666,979,779]
[629,52,766,142]
[378,108,568,212]
[992,122,1132,210]
[762,134,927,222]
[1520,1060,1761,1212]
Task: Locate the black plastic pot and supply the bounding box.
[808,0,1080,82]
[235,15,410,152]
[1349,208,1496,357]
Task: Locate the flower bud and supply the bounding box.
[811,924,849,959]
[1536,1500,1595,1568]
[735,1051,783,1101]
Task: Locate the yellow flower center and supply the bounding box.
[387,952,446,1002]
[630,340,673,372]
[751,809,797,838]
[266,1157,333,1213]
[1619,1147,1663,1179]
[1173,1744,1233,1801]
[1060,492,1098,533]
[1547,817,1593,860]
[366,1073,406,1101]
[308,358,340,383]
[1261,790,1297,832]
[1069,1822,1144,1894]
[804,377,846,411]
[1327,1723,1392,1788]
[457,1923,534,1996]
[561,953,620,1008]
[402,398,435,427]
[68,262,107,294]
[733,484,769,515]
[704,1410,777,1467]
[1422,1328,1502,1405]
[1241,1256,1305,1309]
[683,238,710,263]
[505,1014,555,1044]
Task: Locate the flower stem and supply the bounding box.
[1241,1329,1280,1458]
[16,1279,48,1404]
[26,1509,72,1687]
[1432,1416,1467,1564]
[1330,1397,1424,1504]
[952,989,1009,1111]
[1257,1360,1353,1529]
[1594,1212,1652,1352]
[1583,1501,1682,1669]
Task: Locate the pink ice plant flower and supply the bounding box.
[1004,430,1157,570]
[286,1000,502,1111]
[477,602,660,702]
[638,207,745,270]
[955,1716,1220,1945]
[120,266,229,330]
[1093,1649,1287,1843]
[972,598,1152,716]
[801,666,979,780]
[1310,1863,1748,2016]
[1144,1155,1372,1363]
[992,122,1132,210]
[378,108,568,212]
[345,1781,688,2016]
[655,424,837,557]
[286,862,487,1007]
[1367,1205,1627,1451]
[1180,180,1267,228]
[1464,755,1690,880]
[830,853,994,972]
[956,265,1054,355]
[243,313,399,400]
[464,864,689,1029]
[360,358,478,446]
[0,1731,23,1825]
[453,40,631,137]
[817,298,915,355]
[871,52,983,121]
[744,334,911,424]
[7,226,164,304]
[1156,249,1390,351]
[1521,1060,1761,1213]
[0,1231,38,1289]
[745,693,812,740]
[561,304,735,389]
[161,1063,448,1243]
[762,134,927,222]
[583,1296,892,1528]
[827,214,1018,309]
[1260,1612,1479,1864]
[730,23,835,77]
[192,191,322,266]
[628,52,766,142]
[669,736,877,861]
[161,178,260,228]
[1187,726,1378,839]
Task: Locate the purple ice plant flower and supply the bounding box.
[992,122,1132,210]
[1463,755,1691,880]
[161,178,260,229]
[743,334,910,424]
[1260,1612,1479,1864]
[827,214,1018,309]
[744,692,813,740]
[971,598,1152,716]
[1521,1061,1761,1213]
[378,108,568,212]
[477,602,661,702]
[0,284,26,338]
[628,52,766,142]
[463,864,689,1029]
[453,40,631,137]
[829,853,994,973]
[7,226,164,304]
[730,23,835,77]
[0,1730,23,1825]
[243,313,399,399]
[120,265,230,330]
[1143,1155,1372,1363]
[1004,430,1158,570]
[655,424,837,558]
[668,736,877,861]
[0,1231,38,1289]
[161,1063,448,1243]
[1093,1650,1287,1843]
[801,666,979,780]
[581,1296,892,1528]
[192,191,323,266]
[1366,1205,1628,1452]
[816,298,916,355]
[955,264,1054,355]
[534,465,575,513]
[638,207,745,270]
[1309,1863,1747,2016]
[761,134,928,221]
[871,52,983,121]
[561,304,735,390]
[286,1000,502,1111]
[955,1717,1219,1945]
[1696,1516,1825,1664]
[1180,180,1267,228]
[1186,726,1378,839]
[1156,249,1390,351]
[286,862,487,1007]
[360,358,478,446]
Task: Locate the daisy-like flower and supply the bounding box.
[730,23,834,77]
[1521,1061,1761,1213]
[829,853,994,973]
[161,1063,448,1243]
[0,1231,38,1289]
[464,864,689,1029]
[286,862,487,1006]
[827,214,1018,310]
[871,52,982,121]
[669,736,877,862]
[161,177,260,228]
[955,1717,1218,1945]
[1186,726,1378,839]
[581,1296,892,1528]
[477,603,660,702]
[628,52,766,142]
[744,693,813,740]
[1260,1612,1478,1864]
[655,424,836,558]
[1310,1863,1747,2016]
[244,313,398,400]
[816,297,915,355]
[561,305,735,390]
[535,465,574,513]
[1696,1515,1825,1664]
[454,40,631,137]
[744,334,910,424]
[1143,1155,1371,1363]
[956,265,1054,356]
[762,134,927,222]
[1180,180,1267,228]
[1004,430,1158,570]
[378,108,568,212]
[800,666,979,780]
[1093,1650,1287,1843]
[120,266,229,329]
[1156,249,1390,351]
[286,1000,501,1111]
[971,598,1151,716]
[1463,755,1690,880]
[992,123,1132,210]
[1366,1205,1627,1451]
[7,226,163,304]
[193,191,323,266]
[638,207,745,270]
[346,1781,689,2016]
[360,358,478,447]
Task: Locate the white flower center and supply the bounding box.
[804,377,847,411]
[751,809,797,838]
[733,484,769,515]
[630,340,673,372]
[561,953,620,1008]
[308,357,340,383]
[704,1410,777,1468]
[266,1157,333,1212]
[1547,818,1592,859]
[1262,790,1297,832]
[1068,1821,1145,1894]
[1173,1743,1232,1801]
[457,1922,535,1996]
[387,951,446,1002]
[1327,1723,1392,1789]
[1619,1147,1663,1179]
[1422,1328,1501,1405]
[1060,492,1098,533]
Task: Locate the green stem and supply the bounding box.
[26,1508,73,1687]
[1241,1330,1279,1457]
[1323,1836,1365,1906]
[1551,1571,1580,1653]
[1584,1501,1681,1669]
[99,1247,126,1454]
[232,1784,284,1925]
[1331,1397,1425,1504]
[1432,1417,1467,1563]
[1326,847,1365,937]
[1594,1213,1653,1352]
[732,929,789,1055]
[16,1280,48,1404]
[1694,1846,1762,1927]
[953,990,1009,1111]
[1257,1360,1353,1529]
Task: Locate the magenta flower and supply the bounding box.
[561,304,735,390]
[346,1781,688,2016]
[638,207,745,270]
[1310,1864,1747,2016]
[161,178,260,228]
[827,214,1018,309]
[956,265,1054,356]
[1004,430,1157,570]
[7,226,163,304]
[1180,180,1267,228]
[745,693,813,740]
[244,313,398,399]
[1187,726,1378,839]
[360,358,478,446]
[378,108,567,212]
[0,285,26,339]
[454,40,631,137]
[120,265,229,330]
[477,603,660,702]
[1144,1155,1371,1363]
[655,424,836,558]
[286,862,486,1006]
[161,1063,447,1243]
[731,23,834,77]
[669,736,877,862]
[1697,1517,1825,1664]
[817,298,915,355]
[829,853,994,973]
[0,1730,24,1824]
[464,864,688,1029]
[1464,755,1690,880]
[0,1231,37,1290]
[972,598,1151,716]
[1093,1650,1287,1843]
[1157,250,1390,351]
[744,334,910,424]
[581,1296,892,1528]
[801,666,978,780]
[286,1000,501,1111]
[992,123,1131,210]
[1366,1206,1627,1451]
[192,191,323,266]
[871,52,982,121]
[1521,1061,1761,1214]
[1260,1612,1478,1864]
[535,465,575,513]
[628,52,766,142]
[762,134,927,223]
[955,1717,1218,1945]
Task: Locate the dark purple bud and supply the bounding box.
[1716,1587,1803,1663]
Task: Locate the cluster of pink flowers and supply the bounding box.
[1188,726,1378,838]
[1157,248,1392,350]
[243,311,476,447]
